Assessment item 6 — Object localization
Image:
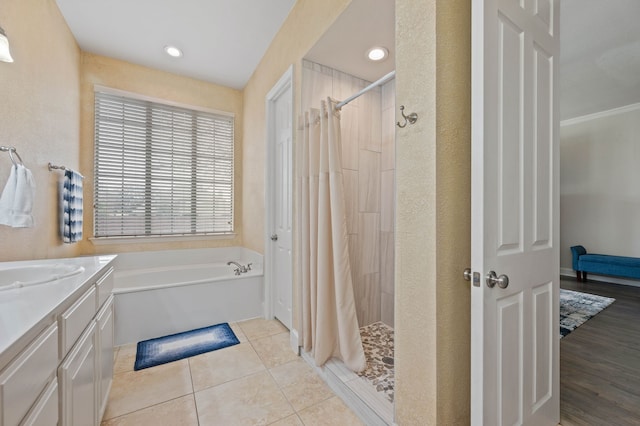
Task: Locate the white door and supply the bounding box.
[266,67,293,330]
[471,1,559,425]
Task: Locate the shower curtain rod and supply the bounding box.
[336,70,396,110]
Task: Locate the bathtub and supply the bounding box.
[112,247,263,346]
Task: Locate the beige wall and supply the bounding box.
[395,0,471,424]
[78,53,244,255]
[241,0,351,254]
[0,0,81,261]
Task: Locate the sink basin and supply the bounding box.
[0,264,85,291]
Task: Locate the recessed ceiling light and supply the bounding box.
[367,47,388,62]
[164,45,183,58]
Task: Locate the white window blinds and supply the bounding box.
[94,90,234,238]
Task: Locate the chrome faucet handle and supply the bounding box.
[234,268,241,276]
[247,263,252,271]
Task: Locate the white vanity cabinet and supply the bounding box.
[0,257,116,426]
[58,267,115,426]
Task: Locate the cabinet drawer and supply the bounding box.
[59,285,97,357]
[20,378,58,426]
[0,323,58,426]
[96,267,114,309]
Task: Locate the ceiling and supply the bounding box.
[560,0,640,120]
[304,0,395,84]
[55,0,639,119]
[55,0,296,90]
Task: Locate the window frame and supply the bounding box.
[92,86,235,241]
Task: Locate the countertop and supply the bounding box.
[0,255,116,366]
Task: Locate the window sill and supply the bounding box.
[89,233,237,246]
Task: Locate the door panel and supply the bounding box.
[497,13,524,253]
[471,0,559,425]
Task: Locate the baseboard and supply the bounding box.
[289,329,300,354]
[560,267,640,288]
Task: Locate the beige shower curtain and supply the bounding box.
[300,98,366,373]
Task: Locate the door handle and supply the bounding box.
[485,271,509,289]
[270,234,278,241]
[463,268,472,281]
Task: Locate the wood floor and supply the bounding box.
[560,277,640,426]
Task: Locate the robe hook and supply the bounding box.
[396,105,418,128]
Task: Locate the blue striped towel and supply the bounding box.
[63,169,83,243]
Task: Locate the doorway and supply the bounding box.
[265,66,294,332]
[558,1,640,423]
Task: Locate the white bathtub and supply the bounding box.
[112,247,264,345]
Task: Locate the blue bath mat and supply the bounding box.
[134,322,240,370]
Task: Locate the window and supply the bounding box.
[93,89,234,238]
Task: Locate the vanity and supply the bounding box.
[0,255,116,426]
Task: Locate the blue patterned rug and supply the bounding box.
[560,289,615,339]
[134,322,239,370]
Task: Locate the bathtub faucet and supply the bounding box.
[227,261,249,274]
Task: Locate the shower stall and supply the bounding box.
[300,59,396,424]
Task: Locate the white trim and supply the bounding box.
[560,267,640,288]
[560,101,640,127]
[289,329,300,354]
[264,65,294,326]
[89,233,236,245]
[93,84,235,118]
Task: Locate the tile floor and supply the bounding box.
[101,319,365,426]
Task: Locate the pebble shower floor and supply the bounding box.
[357,321,394,403]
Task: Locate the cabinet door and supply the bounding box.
[96,296,114,422]
[20,378,58,426]
[59,321,97,426]
[0,323,58,426]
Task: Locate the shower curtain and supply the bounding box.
[300,98,366,372]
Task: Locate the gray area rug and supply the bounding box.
[560,289,615,338]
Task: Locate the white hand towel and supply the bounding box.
[0,164,36,228]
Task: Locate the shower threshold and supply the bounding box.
[301,322,394,425]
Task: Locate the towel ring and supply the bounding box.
[0,146,24,166]
[9,148,23,166]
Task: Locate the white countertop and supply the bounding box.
[0,255,116,361]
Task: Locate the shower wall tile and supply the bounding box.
[380,231,395,295]
[381,170,395,232]
[340,106,359,170]
[381,79,395,111]
[354,273,381,327]
[370,90,382,152]
[302,65,333,113]
[381,291,394,328]
[381,107,396,171]
[359,150,380,213]
[333,70,362,107]
[359,90,382,153]
[359,213,380,275]
[343,169,359,234]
